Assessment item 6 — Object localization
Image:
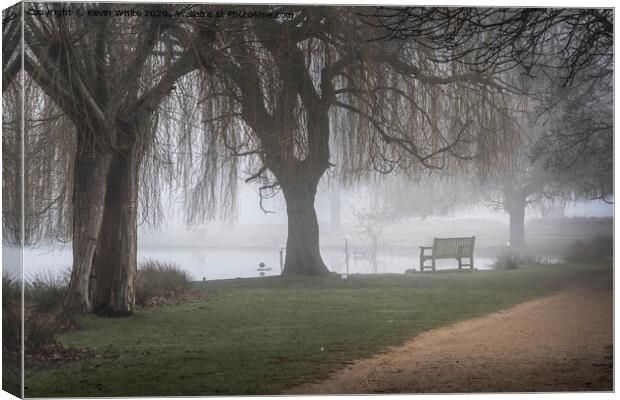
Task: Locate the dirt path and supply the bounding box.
[286,276,613,394]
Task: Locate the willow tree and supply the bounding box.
[363,6,613,247]
[186,6,511,275]
[2,2,21,94]
[3,77,74,249]
[2,2,23,249]
[22,3,210,315]
[364,8,612,84]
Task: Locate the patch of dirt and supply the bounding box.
[286,276,613,394]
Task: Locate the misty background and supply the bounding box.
[18,182,613,281]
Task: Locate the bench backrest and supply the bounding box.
[432,237,475,258]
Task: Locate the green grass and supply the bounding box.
[2,356,21,397]
[25,262,611,397]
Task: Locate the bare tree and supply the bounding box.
[187,6,512,275]
[362,7,613,246]
[22,3,205,314]
[476,83,610,247]
[362,7,612,86]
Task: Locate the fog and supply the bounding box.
[19,181,612,282]
[2,5,612,319]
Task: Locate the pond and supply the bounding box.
[15,245,497,282]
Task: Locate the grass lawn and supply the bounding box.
[25,261,611,397]
[2,357,21,398]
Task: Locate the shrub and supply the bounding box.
[3,270,75,355]
[135,260,192,306]
[24,308,65,353]
[565,235,613,262]
[494,250,520,270]
[26,270,69,314]
[494,249,541,270]
[2,274,22,352]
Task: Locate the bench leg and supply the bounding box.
[432,258,436,272]
[471,256,474,270]
[457,258,462,270]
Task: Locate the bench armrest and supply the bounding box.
[419,246,432,256]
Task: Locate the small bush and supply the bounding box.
[494,250,520,270]
[2,274,22,352]
[136,260,192,306]
[565,235,613,262]
[3,270,74,355]
[26,270,68,314]
[24,308,65,353]
[494,249,541,270]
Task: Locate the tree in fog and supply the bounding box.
[186,6,509,275]
[22,3,210,314]
[475,95,550,247]
[530,66,612,205]
[2,78,74,247]
[364,7,613,246]
[478,74,611,246]
[363,7,612,85]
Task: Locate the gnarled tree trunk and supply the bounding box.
[65,135,111,312]
[90,142,141,316]
[66,126,143,316]
[280,176,330,276]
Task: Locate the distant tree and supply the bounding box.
[476,81,611,247]
[530,66,612,204]
[363,7,613,246]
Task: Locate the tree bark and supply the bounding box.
[66,126,143,316]
[65,138,111,312]
[90,132,142,316]
[280,178,330,276]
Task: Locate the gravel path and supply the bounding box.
[286,276,613,394]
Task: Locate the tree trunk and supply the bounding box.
[281,179,330,276]
[90,141,141,316]
[65,126,143,316]
[507,201,526,247]
[65,141,111,312]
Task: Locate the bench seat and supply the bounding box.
[419,236,475,272]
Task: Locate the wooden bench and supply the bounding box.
[419,237,475,272]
